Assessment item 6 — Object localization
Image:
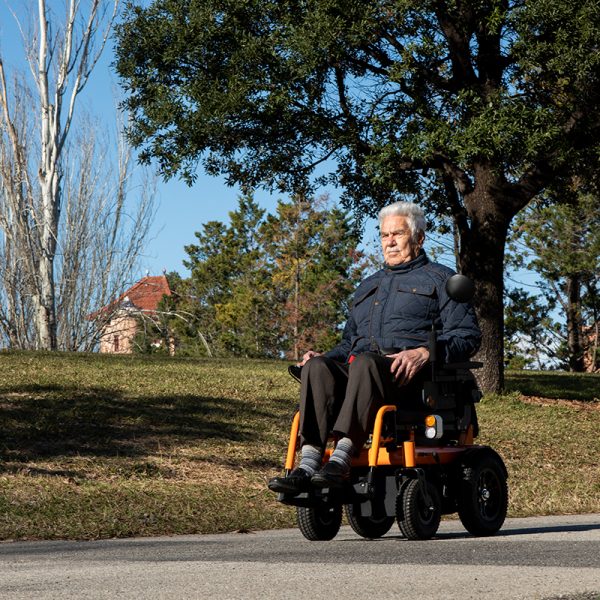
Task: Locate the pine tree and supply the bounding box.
[165,194,365,359]
[182,195,270,356]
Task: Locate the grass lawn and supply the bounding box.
[0,350,598,540]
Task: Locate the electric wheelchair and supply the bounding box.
[270,275,508,541]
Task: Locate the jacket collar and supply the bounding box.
[385,250,428,273]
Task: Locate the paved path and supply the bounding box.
[0,514,598,599]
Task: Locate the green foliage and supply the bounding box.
[115,0,600,205]
[521,195,600,282]
[262,196,363,359]
[176,195,274,357]
[504,288,556,369]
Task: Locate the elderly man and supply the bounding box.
[269,201,481,493]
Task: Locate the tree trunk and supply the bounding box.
[34,171,60,350]
[293,258,300,361]
[35,253,58,350]
[36,117,60,350]
[461,232,507,392]
[566,274,584,372]
[458,176,512,393]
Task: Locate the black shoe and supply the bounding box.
[268,468,312,494]
[311,461,350,489]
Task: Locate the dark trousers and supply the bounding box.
[299,352,424,450]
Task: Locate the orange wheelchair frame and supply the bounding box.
[274,365,508,542]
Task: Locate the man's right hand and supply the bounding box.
[387,347,429,385]
[298,350,322,366]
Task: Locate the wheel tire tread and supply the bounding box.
[396,478,441,541]
[457,451,508,537]
[296,504,342,541]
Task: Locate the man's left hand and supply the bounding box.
[387,348,429,385]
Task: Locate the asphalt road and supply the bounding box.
[0,514,598,600]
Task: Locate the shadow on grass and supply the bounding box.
[0,383,271,462]
[506,371,600,402]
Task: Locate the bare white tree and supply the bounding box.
[0,0,156,350]
[0,0,118,349]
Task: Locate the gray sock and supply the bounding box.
[298,444,323,475]
[329,437,355,470]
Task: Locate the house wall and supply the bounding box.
[99,314,138,354]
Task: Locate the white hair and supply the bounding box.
[378,201,427,242]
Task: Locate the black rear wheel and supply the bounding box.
[296,503,342,541]
[457,450,508,536]
[396,478,441,540]
[344,504,395,539]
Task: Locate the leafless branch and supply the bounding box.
[0,1,156,352]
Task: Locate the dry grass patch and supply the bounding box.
[1,351,599,540]
[477,392,599,517]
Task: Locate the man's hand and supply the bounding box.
[298,350,322,366]
[387,347,429,385]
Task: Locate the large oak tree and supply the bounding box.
[115,0,600,390]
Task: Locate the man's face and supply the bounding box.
[380,215,423,266]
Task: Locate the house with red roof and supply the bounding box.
[94,275,172,354]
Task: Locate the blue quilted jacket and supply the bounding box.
[324,252,481,364]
